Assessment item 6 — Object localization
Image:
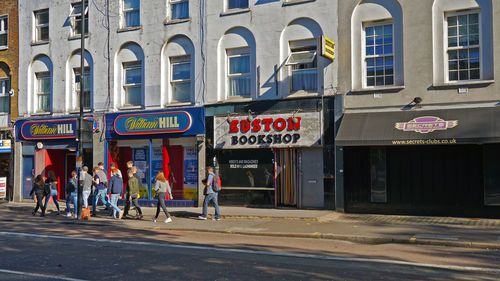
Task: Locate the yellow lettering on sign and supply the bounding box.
[321,35,335,61]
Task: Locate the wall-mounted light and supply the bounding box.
[291,108,300,124]
[247,109,255,122]
[413,97,422,104]
[8,89,14,96]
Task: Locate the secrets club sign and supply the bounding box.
[214,112,322,149]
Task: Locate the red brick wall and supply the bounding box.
[0,0,19,121]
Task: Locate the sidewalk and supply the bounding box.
[2,202,499,250]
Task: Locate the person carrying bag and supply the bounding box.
[152,172,173,223]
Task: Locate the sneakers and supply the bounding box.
[152,217,157,223]
[118,210,124,220]
[165,217,172,223]
[66,212,72,217]
[211,217,221,221]
[197,215,207,220]
[73,214,77,219]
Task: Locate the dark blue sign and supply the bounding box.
[18,119,77,140]
[84,116,99,132]
[106,107,205,139]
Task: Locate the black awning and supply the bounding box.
[336,107,500,146]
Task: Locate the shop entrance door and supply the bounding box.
[65,152,76,188]
[167,145,184,200]
[274,148,298,206]
[22,156,34,199]
[299,148,324,208]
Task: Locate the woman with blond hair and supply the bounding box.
[152,171,173,223]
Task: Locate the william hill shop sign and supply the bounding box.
[114,111,192,135]
[19,119,77,140]
[214,112,322,149]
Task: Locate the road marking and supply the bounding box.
[0,269,87,281]
[1,231,500,274]
[414,234,459,241]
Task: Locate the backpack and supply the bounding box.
[65,181,76,193]
[212,173,222,192]
[43,182,51,196]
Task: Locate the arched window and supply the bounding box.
[217,27,256,100]
[115,42,144,108]
[67,50,93,111]
[0,62,10,113]
[351,0,403,90]
[162,35,194,105]
[30,55,53,113]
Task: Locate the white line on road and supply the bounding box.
[1,231,499,274]
[0,269,87,281]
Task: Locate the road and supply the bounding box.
[1,216,500,280]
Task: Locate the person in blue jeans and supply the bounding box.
[92,167,110,216]
[198,166,220,221]
[108,168,124,219]
[65,171,78,219]
[43,171,60,215]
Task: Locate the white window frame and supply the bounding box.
[0,15,8,48]
[170,55,191,103]
[0,78,9,113]
[226,0,249,11]
[73,67,91,110]
[69,2,89,36]
[169,0,189,21]
[36,72,51,112]
[362,21,395,88]
[122,61,142,106]
[34,9,49,42]
[444,10,482,83]
[227,48,251,98]
[122,0,140,28]
[286,39,318,93]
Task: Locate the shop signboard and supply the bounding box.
[18,119,77,140]
[320,35,335,61]
[214,111,322,149]
[0,177,6,199]
[0,140,11,153]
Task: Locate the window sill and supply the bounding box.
[31,40,49,46]
[220,96,252,103]
[220,8,250,17]
[119,105,143,111]
[350,85,405,93]
[287,90,320,98]
[69,109,92,114]
[164,18,191,25]
[283,0,315,6]
[0,46,7,51]
[31,111,52,116]
[432,80,495,88]
[117,26,142,33]
[68,34,89,41]
[165,102,193,107]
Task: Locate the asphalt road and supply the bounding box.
[1,228,499,281]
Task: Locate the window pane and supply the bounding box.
[366,58,375,67]
[448,37,457,47]
[449,71,458,81]
[469,24,479,35]
[124,0,140,9]
[383,44,392,54]
[384,24,392,35]
[229,76,251,96]
[448,27,457,36]
[385,75,394,85]
[375,45,383,55]
[0,96,9,113]
[469,47,479,58]
[459,60,468,69]
[458,15,467,25]
[469,34,479,45]
[375,67,384,76]
[125,67,141,84]
[0,34,6,47]
[470,58,480,69]
[449,60,458,70]
[125,10,140,27]
[40,26,49,40]
[459,70,469,80]
[172,82,191,102]
[172,1,189,20]
[39,77,50,93]
[459,36,468,46]
[458,25,467,36]
[374,25,383,35]
[228,0,248,9]
[172,62,190,80]
[292,69,317,92]
[447,16,457,26]
[375,35,383,45]
[470,69,480,79]
[448,50,458,60]
[383,34,392,44]
[366,36,374,46]
[39,95,50,111]
[72,4,83,15]
[376,77,384,86]
[83,91,91,108]
[459,49,468,59]
[367,77,375,86]
[37,12,49,25]
[365,26,374,36]
[375,57,384,66]
[125,86,141,105]
[229,56,250,74]
[366,46,374,56]
[366,67,374,77]
[384,56,393,66]
[469,13,478,24]
[385,65,393,75]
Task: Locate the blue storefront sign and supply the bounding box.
[16,118,77,141]
[0,140,11,153]
[106,107,205,139]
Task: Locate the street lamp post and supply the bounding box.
[77,0,86,219]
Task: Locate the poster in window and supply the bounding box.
[183,147,197,188]
[133,148,148,186]
[218,149,274,188]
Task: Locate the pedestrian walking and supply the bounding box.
[123,168,143,219]
[110,162,122,178]
[65,171,78,218]
[152,172,173,223]
[108,168,124,219]
[198,166,221,221]
[43,171,60,215]
[92,167,110,216]
[97,162,110,208]
[79,166,93,209]
[30,175,46,216]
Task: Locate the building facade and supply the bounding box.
[0,0,18,201]
[336,0,500,217]
[14,0,206,206]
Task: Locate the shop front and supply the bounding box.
[105,107,205,207]
[336,107,500,217]
[213,110,325,208]
[15,117,93,200]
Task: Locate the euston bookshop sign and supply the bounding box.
[214,111,322,149]
[20,119,77,140]
[114,111,192,135]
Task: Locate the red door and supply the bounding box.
[166,145,184,200]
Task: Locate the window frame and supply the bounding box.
[36,72,51,112]
[170,55,191,103]
[69,2,89,37]
[169,0,189,21]
[73,67,91,110]
[34,9,49,43]
[362,20,395,88]
[0,15,8,48]
[227,48,251,98]
[287,40,318,93]
[0,77,10,113]
[122,61,142,107]
[226,0,249,11]
[444,10,482,83]
[122,0,140,28]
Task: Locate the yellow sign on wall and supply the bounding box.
[321,35,335,61]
